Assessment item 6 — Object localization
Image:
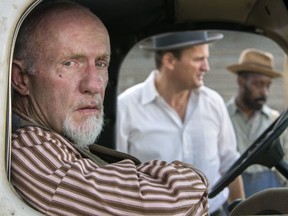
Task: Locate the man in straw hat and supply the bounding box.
[226,48,287,197]
[117,31,245,216]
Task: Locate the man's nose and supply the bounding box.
[202,59,210,72]
[262,86,270,97]
[79,67,108,95]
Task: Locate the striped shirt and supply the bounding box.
[11,126,209,215]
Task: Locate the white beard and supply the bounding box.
[63,105,104,148]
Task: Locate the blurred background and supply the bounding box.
[118,30,287,111]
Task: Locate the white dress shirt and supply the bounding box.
[117,70,240,213]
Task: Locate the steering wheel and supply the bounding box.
[209,108,288,198]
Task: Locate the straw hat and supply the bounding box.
[139,31,223,51]
[227,48,282,78]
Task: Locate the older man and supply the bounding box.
[11,1,209,215]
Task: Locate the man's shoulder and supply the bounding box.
[13,125,50,137]
[12,125,65,147]
[263,105,280,121]
[12,125,84,159]
[117,83,145,112]
[118,71,157,104]
[226,97,237,114]
[199,86,225,105]
[118,82,144,101]
[200,86,222,98]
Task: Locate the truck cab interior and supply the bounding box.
[0,0,288,215]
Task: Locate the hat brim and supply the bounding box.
[227,64,283,78]
[139,32,223,51]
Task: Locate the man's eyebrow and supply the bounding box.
[63,53,110,61]
[63,54,85,60]
[98,54,110,62]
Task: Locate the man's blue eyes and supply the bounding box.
[64,61,76,67]
[96,61,107,69]
[63,61,107,69]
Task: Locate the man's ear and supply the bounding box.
[162,52,176,70]
[11,59,30,95]
[237,75,245,87]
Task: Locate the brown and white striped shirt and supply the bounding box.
[11,126,209,215]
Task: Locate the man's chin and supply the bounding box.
[63,115,104,148]
[74,113,99,123]
[253,103,264,110]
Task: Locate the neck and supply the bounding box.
[13,94,51,129]
[235,96,255,119]
[155,72,191,121]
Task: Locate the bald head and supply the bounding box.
[12,1,111,144]
[14,1,109,74]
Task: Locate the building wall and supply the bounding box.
[118,31,287,111]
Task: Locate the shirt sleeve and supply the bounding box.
[116,97,130,153]
[11,126,209,216]
[217,96,240,175]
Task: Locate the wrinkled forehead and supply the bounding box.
[31,7,110,52]
[37,6,107,36]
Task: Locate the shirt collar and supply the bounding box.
[261,104,271,117]
[228,97,238,116]
[141,70,160,105]
[229,97,270,118]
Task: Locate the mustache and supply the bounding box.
[255,97,267,102]
[71,96,103,111]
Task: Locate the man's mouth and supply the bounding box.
[255,98,266,104]
[75,104,100,114]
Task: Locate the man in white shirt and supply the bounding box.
[117,31,245,216]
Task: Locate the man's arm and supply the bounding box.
[228,175,245,203]
[116,98,130,153]
[11,126,209,215]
